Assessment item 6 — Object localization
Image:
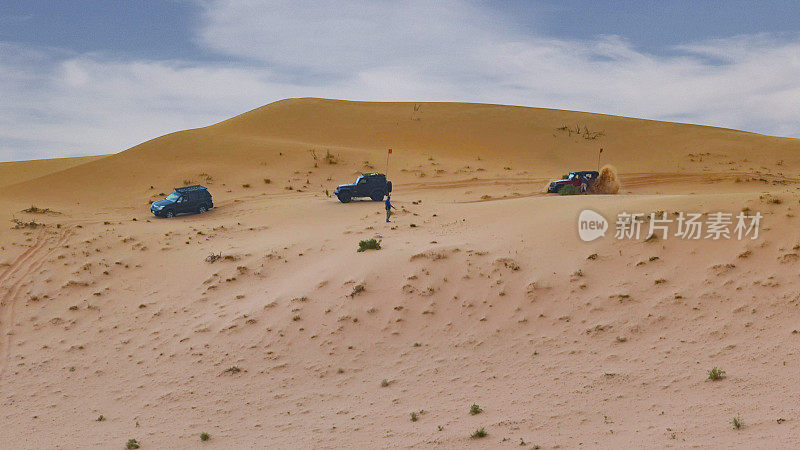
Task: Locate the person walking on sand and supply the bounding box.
[385,194,395,222]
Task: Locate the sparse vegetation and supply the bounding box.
[11,218,42,229]
[559,184,579,196]
[242,184,251,188]
[126,439,140,449]
[410,411,418,422]
[200,432,210,441]
[324,149,338,165]
[350,283,366,297]
[708,367,726,380]
[555,124,605,140]
[732,415,742,429]
[205,252,222,263]
[471,427,487,438]
[222,366,241,375]
[357,239,382,252]
[381,379,390,387]
[22,205,52,213]
[469,404,483,415]
[264,178,271,184]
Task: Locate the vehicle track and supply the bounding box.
[0,228,70,380]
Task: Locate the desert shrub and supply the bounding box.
[126,439,140,449]
[350,284,366,297]
[471,427,487,438]
[469,404,482,415]
[205,252,222,263]
[410,411,418,422]
[732,415,742,429]
[559,184,579,196]
[200,432,210,441]
[11,218,42,229]
[325,150,338,164]
[23,205,51,213]
[357,239,381,252]
[708,367,726,380]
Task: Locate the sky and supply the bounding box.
[1,1,800,161]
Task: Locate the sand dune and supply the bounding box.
[1,99,800,448]
[0,155,107,188]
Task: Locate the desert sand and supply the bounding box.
[1,98,800,448]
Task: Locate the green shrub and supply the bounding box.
[708,367,726,380]
[471,427,487,438]
[559,184,579,196]
[469,404,482,415]
[200,432,210,441]
[126,439,140,449]
[358,239,382,252]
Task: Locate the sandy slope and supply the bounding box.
[0,155,107,188]
[1,99,800,448]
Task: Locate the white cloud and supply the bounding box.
[1,1,800,161]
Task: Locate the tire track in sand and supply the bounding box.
[0,228,70,380]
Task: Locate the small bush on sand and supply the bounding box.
[200,432,210,441]
[205,252,222,263]
[470,404,483,415]
[559,184,579,196]
[358,239,381,252]
[23,205,51,213]
[325,150,338,165]
[350,284,366,297]
[471,427,487,438]
[126,439,140,449]
[222,366,241,375]
[11,218,42,229]
[410,411,418,422]
[708,367,726,380]
[732,415,742,429]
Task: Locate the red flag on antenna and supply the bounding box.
[388,148,392,154]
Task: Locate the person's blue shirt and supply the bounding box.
[385,197,392,210]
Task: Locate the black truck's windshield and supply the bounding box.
[166,192,180,202]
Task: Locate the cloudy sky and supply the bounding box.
[2,0,800,161]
